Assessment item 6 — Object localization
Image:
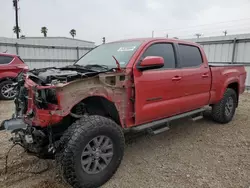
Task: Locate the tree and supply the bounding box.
[13,26,21,35]
[70,29,76,38]
[41,27,48,37]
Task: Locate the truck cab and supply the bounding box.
[131,39,212,125]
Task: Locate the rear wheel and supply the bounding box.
[0,80,16,100]
[58,115,125,188]
[211,88,237,124]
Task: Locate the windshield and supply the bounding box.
[75,41,143,68]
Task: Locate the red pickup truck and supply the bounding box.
[0,53,28,100]
[1,38,246,188]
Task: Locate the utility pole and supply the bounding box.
[223,30,228,36]
[13,0,20,39]
[195,33,202,39]
[152,30,154,38]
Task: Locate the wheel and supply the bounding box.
[211,88,237,124]
[58,115,125,188]
[0,80,17,100]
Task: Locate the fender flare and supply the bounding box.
[219,77,240,100]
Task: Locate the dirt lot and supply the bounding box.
[0,94,250,188]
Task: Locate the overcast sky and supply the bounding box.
[1,0,250,44]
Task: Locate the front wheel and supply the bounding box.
[211,88,237,124]
[59,115,125,188]
[0,80,17,100]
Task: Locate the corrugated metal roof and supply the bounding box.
[186,33,250,42]
[0,37,95,48]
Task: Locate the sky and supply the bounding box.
[1,0,250,44]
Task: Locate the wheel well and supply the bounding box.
[0,77,14,83]
[228,82,239,106]
[72,96,121,126]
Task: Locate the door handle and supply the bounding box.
[172,76,182,81]
[202,73,209,78]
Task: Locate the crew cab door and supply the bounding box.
[133,42,183,125]
[177,43,211,112]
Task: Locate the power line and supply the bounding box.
[104,18,250,41]
[153,22,250,36]
[156,17,250,32]
[154,24,250,38]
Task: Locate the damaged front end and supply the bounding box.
[0,66,101,157]
[1,64,129,158]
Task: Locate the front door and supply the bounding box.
[133,42,183,125]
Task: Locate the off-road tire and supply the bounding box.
[0,80,16,100]
[211,88,237,124]
[58,115,125,188]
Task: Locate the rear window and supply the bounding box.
[179,44,203,68]
[0,55,14,65]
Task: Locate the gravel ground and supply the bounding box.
[0,94,250,188]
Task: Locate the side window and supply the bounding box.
[0,55,14,65]
[142,43,176,69]
[179,44,203,68]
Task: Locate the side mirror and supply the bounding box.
[138,56,164,70]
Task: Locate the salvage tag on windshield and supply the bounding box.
[117,46,136,52]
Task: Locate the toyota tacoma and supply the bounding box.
[0,38,247,188]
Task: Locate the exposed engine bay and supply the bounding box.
[1,63,127,158]
[27,64,109,85]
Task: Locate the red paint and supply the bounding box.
[0,53,28,81]
[140,56,164,67]
[22,38,247,129]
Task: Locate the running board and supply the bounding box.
[131,108,205,132]
[149,126,170,135]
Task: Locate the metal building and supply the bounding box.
[0,37,95,69]
[186,33,250,88]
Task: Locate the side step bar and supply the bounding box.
[131,108,205,132]
[149,126,170,135]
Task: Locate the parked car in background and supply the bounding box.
[0,53,28,100]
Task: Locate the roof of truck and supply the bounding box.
[108,37,199,46]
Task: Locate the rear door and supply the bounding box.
[133,42,183,125]
[178,44,211,112]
